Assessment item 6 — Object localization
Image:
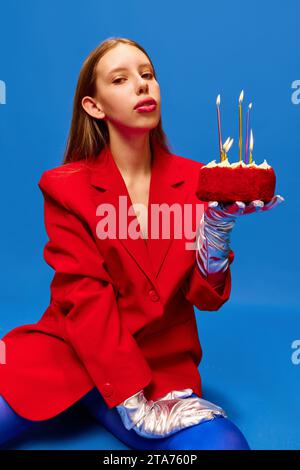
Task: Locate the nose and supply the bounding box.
[136,76,149,93]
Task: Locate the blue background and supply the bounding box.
[0,0,299,450]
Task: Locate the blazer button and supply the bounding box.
[148,288,160,302]
[102,382,113,397]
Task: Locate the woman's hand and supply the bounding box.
[197,194,285,277]
[116,388,226,439]
[205,194,284,218]
[154,388,227,420]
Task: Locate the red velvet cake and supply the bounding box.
[196,158,276,203]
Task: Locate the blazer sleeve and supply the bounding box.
[38,171,153,409]
[181,249,235,311]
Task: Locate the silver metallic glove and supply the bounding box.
[116,389,153,432]
[116,388,226,439]
[196,195,285,277]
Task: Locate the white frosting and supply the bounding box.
[204,158,271,169]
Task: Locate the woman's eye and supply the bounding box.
[142,72,153,79]
[112,72,153,84]
[113,77,126,84]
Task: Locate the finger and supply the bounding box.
[242,200,265,215]
[170,389,194,399]
[184,398,224,413]
[224,201,246,215]
[180,413,215,427]
[156,389,193,401]
[261,194,285,211]
[180,408,226,427]
[195,397,225,412]
[178,397,223,414]
[208,200,246,216]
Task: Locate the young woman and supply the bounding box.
[0,37,283,450]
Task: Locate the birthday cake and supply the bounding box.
[196,158,276,203]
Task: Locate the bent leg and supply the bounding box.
[80,388,251,450]
[0,395,37,448]
[158,414,251,450]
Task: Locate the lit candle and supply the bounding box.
[223,137,234,159]
[227,137,234,153]
[238,90,244,162]
[222,137,230,160]
[223,137,230,151]
[249,129,254,163]
[244,102,252,164]
[216,94,225,161]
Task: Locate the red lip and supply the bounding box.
[134,98,157,109]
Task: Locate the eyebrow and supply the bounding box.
[107,63,153,77]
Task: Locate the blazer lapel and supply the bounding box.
[89,141,188,283]
[146,142,189,278]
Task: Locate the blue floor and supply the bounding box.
[1,302,299,450]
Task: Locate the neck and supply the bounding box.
[108,130,153,181]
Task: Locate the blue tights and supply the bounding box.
[0,389,250,450]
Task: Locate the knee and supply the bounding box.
[201,416,251,450]
[0,395,36,449]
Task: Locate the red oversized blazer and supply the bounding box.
[0,141,234,421]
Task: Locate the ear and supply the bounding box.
[81,96,105,119]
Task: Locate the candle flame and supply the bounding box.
[239,90,244,103]
[222,137,230,149]
[223,138,233,153]
[249,129,254,151]
[249,102,252,109]
[216,94,221,106]
[227,138,234,152]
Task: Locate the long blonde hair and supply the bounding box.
[62,37,172,164]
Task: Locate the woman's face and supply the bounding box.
[87,43,161,134]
